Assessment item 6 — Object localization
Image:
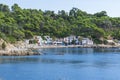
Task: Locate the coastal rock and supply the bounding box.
[0,39,40,56]
[0,49,40,56]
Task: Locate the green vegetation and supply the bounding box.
[2,42,6,50]
[0,4,120,43]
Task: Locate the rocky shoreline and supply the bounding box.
[0,49,40,56]
[0,45,120,56]
[0,39,41,56]
[0,39,120,56]
[33,44,120,49]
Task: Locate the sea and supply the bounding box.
[0,47,120,80]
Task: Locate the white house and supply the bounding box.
[64,35,79,44]
[34,36,43,46]
[82,38,93,45]
[53,41,63,45]
[44,36,53,45]
[68,35,76,43]
[53,38,63,45]
[64,37,69,43]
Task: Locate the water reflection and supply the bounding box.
[40,48,94,55]
[0,56,85,65]
[0,57,40,64]
[39,58,84,64]
[40,47,120,55]
[93,48,120,53]
[0,57,115,68]
[38,48,120,68]
[0,48,120,65]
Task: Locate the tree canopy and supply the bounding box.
[0,4,120,43]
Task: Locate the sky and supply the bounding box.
[0,0,120,17]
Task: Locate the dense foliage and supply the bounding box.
[0,4,120,43]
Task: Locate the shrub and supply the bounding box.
[103,40,108,45]
[29,39,37,44]
[2,42,6,50]
[25,30,33,39]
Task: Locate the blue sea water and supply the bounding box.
[0,47,120,80]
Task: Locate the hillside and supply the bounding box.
[0,4,120,44]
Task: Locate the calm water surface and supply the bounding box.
[0,48,120,80]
